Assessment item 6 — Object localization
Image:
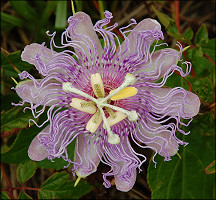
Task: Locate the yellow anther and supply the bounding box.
[70,98,97,114]
[74,176,81,187]
[80,101,95,108]
[110,87,138,100]
[86,109,103,133]
[91,73,105,98]
[103,111,127,128]
[177,152,182,159]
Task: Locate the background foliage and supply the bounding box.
[1,0,215,199]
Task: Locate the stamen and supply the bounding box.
[103,111,127,128]
[62,82,97,103]
[91,73,105,98]
[110,87,138,100]
[105,107,117,119]
[80,101,95,107]
[100,103,138,121]
[86,109,103,133]
[102,73,136,103]
[98,107,120,145]
[70,98,97,114]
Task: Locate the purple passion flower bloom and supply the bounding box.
[13,11,200,192]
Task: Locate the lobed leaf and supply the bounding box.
[0,192,10,199]
[202,38,216,62]
[1,106,34,135]
[183,27,194,41]
[1,117,42,164]
[195,24,209,45]
[148,113,215,199]
[18,191,33,199]
[186,76,214,103]
[1,51,34,77]
[151,6,190,43]
[38,172,93,199]
[17,161,37,184]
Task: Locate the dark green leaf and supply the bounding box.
[186,76,214,103]
[10,1,38,23]
[17,161,37,184]
[148,113,215,199]
[195,24,209,45]
[183,27,194,41]
[164,73,187,88]
[1,122,41,164]
[192,46,203,57]
[74,0,83,12]
[1,92,21,112]
[38,172,93,199]
[151,6,189,43]
[1,51,34,77]
[1,106,35,136]
[1,12,24,27]
[202,38,216,62]
[55,1,67,29]
[151,5,170,28]
[0,192,10,199]
[18,191,33,199]
[40,1,57,27]
[191,55,214,79]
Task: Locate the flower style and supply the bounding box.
[13,11,200,192]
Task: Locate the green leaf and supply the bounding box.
[191,55,214,79]
[148,113,215,199]
[202,38,216,62]
[74,0,83,12]
[151,5,170,28]
[55,1,67,29]
[10,1,38,23]
[1,92,20,112]
[40,1,57,27]
[151,6,188,43]
[1,107,34,135]
[1,51,34,77]
[186,76,214,103]
[1,123,40,164]
[0,192,10,199]
[38,172,93,199]
[17,161,37,184]
[18,191,33,199]
[195,24,209,45]
[183,27,194,41]
[37,139,75,170]
[204,160,216,174]
[192,46,203,57]
[1,12,24,28]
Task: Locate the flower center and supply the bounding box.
[62,73,138,144]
